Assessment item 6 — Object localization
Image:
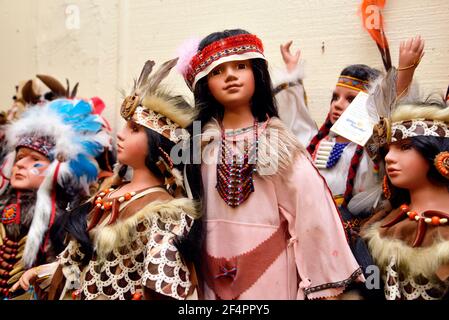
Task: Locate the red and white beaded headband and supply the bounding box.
[185,34,266,90]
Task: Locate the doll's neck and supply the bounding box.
[408,183,449,212]
[115,167,164,197]
[222,105,254,129]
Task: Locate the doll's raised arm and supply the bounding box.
[396,35,425,97]
[280,41,301,73]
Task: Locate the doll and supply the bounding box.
[178,29,364,300]
[361,90,449,300]
[45,58,201,300]
[0,98,108,298]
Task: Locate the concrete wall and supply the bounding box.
[1,0,448,133]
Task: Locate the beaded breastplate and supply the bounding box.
[313,140,349,169]
[216,121,259,207]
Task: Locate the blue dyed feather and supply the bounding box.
[72,115,102,132]
[80,140,104,157]
[69,154,98,182]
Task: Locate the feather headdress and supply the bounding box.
[118,58,197,194]
[121,58,197,143]
[3,99,109,267]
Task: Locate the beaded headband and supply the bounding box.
[336,75,370,93]
[367,117,449,163]
[391,119,449,143]
[120,97,189,144]
[16,135,55,159]
[185,34,266,90]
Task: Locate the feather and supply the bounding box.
[21,80,41,104]
[135,60,155,94]
[90,96,106,115]
[145,58,179,94]
[347,185,383,215]
[80,140,104,156]
[65,79,70,98]
[23,161,58,268]
[176,37,201,77]
[360,0,391,70]
[366,67,398,121]
[71,82,79,99]
[36,74,66,97]
[71,115,102,132]
[69,154,99,182]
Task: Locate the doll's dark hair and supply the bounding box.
[193,28,278,125]
[306,64,381,207]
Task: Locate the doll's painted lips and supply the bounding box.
[14,173,25,179]
[117,144,123,152]
[224,83,242,90]
[387,168,400,176]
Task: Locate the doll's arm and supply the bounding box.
[280,41,301,73]
[274,41,318,146]
[10,262,59,293]
[396,36,425,97]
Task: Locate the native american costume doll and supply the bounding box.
[177,29,364,300]
[0,98,109,299]
[46,58,201,301]
[1,75,116,198]
[274,1,424,214]
[360,71,449,299]
[275,26,424,284]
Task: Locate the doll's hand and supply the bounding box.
[280,41,301,73]
[10,267,38,292]
[398,35,425,71]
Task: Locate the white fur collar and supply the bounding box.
[91,197,199,257]
[201,117,306,176]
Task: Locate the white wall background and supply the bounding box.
[1,0,448,135]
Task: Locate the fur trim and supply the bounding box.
[0,151,15,195]
[392,104,449,123]
[23,160,58,268]
[363,221,449,281]
[201,117,306,177]
[270,62,305,89]
[141,94,197,129]
[171,167,185,190]
[91,197,200,257]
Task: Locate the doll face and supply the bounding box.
[385,139,430,190]
[329,86,359,124]
[207,60,255,109]
[116,121,148,168]
[10,147,51,190]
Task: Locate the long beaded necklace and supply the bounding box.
[216,120,259,207]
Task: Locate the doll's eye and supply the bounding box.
[210,68,222,76]
[331,92,338,102]
[347,95,356,103]
[400,143,412,151]
[237,63,247,70]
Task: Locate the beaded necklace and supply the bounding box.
[216,120,259,207]
[381,204,449,247]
